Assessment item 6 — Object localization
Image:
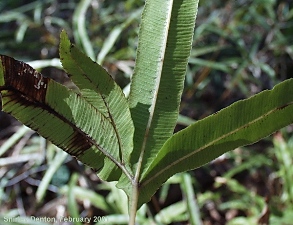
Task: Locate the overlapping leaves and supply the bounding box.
[0,33,134,183]
[1,0,293,214]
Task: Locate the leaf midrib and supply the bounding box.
[134,1,174,182]
[70,55,127,166]
[140,101,293,188]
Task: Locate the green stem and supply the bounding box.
[128,183,139,225]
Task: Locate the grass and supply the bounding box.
[0,0,293,224]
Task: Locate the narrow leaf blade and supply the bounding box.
[128,0,199,177]
[59,31,134,177]
[140,79,293,207]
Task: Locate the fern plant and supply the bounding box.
[1,0,293,224]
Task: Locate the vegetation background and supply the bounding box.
[0,0,292,224]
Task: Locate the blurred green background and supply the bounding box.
[0,0,293,224]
